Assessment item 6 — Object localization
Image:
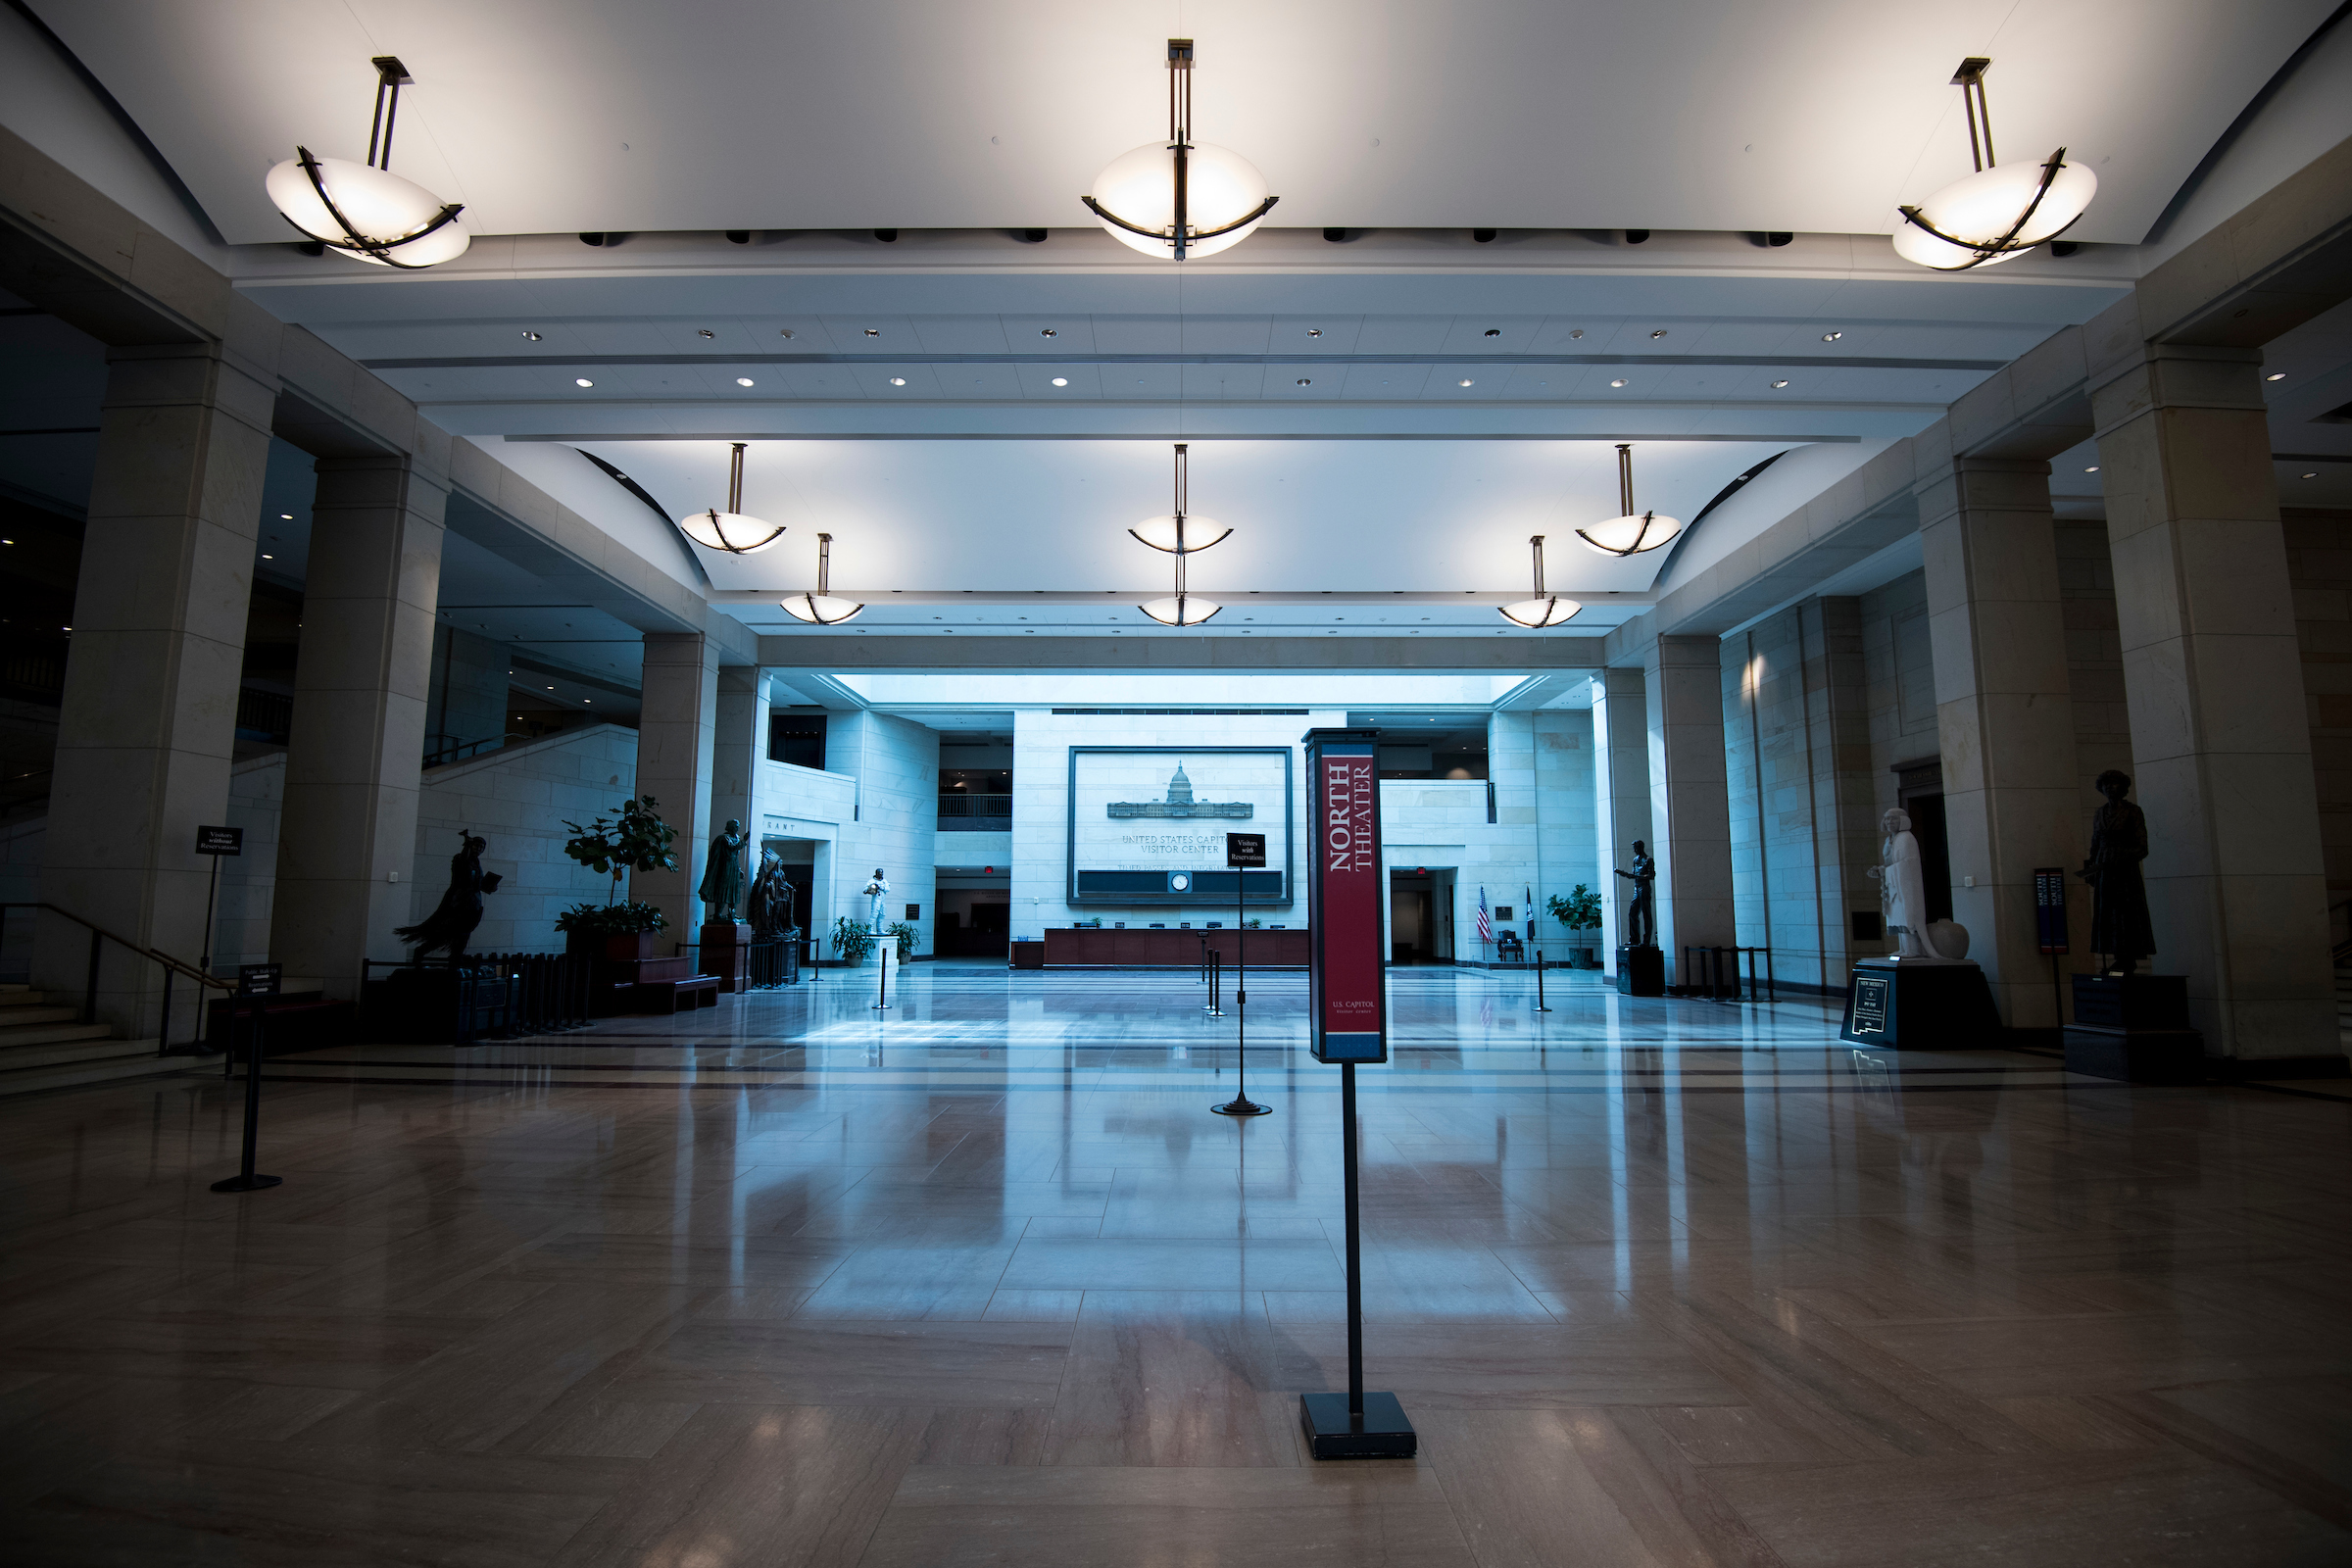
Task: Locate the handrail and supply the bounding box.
[0,903,230,991]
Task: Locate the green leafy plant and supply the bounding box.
[888,921,920,961]
[1246,918,1262,929]
[831,916,876,963]
[561,795,679,906]
[556,901,668,937]
[1548,886,1603,931]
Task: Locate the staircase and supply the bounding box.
[0,985,183,1098]
[2338,965,2352,1042]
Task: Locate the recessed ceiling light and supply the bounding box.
[2266,371,2286,381]
[779,328,795,338]
[1483,327,1501,337]
[279,514,293,520]
[1458,378,1474,387]
[1771,379,1789,388]
[1568,328,1584,338]
[1040,327,1057,337]
[520,330,542,341]
[1650,328,1668,339]
[1297,377,1312,386]
[864,328,880,337]
[1305,327,1322,337]
[1610,378,1628,388]
[1052,376,1068,386]
[1822,330,1842,342]
[889,376,906,386]
[261,554,273,560]
[574,377,594,387]
[698,329,715,339]
[2306,471,2321,479]
[736,377,755,386]
[2085,465,2099,472]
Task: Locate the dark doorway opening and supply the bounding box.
[1892,758,1953,923]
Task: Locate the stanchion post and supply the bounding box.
[1534,946,1551,1011]
[1213,834,1269,1116]
[212,964,282,1194]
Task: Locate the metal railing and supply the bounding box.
[0,902,232,1054]
[938,792,1013,830]
[362,951,594,1042]
[422,731,524,768]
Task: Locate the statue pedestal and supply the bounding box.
[2064,974,2204,1084]
[699,921,753,994]
[1615,945,1664,997]
[1839,957,1999,1049]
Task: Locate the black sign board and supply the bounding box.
[2033,867,2069,955]
[196,825,243,857]
[236,963,282,998]
[1849,973,1888,1035]
[1226,832,1267,868]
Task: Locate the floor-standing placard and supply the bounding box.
[1298,728,1416,1458]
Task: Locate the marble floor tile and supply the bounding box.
[0,962,2344,1563]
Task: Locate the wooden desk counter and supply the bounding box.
[1041,926,1308,967]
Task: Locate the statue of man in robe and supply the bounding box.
[697,818,749,922]
[2079,769,2156,975]
[1869,808,1933,957]
[1614,841,1656,949]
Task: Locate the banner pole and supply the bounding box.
[1214,850,1268,1115]
[1342,1058,1363,1415]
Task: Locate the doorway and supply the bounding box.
[1891,758,1953,923]
[1389,867,1455,964]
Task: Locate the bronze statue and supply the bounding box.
[396,831,502,961]
[2079,769,2156,975]
[697,818,748,921]
[748,847,798,939]
[1615,840,1657,949]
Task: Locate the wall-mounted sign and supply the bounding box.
[196,825,243,856]
[1304,731,1385,1063]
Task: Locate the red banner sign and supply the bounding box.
[1307,735,1387,1062]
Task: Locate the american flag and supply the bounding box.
[1475,887,1493,946]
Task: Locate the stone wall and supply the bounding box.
[2283,506,2352,917]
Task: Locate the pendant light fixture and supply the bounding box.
[1083,39,1278,261]
[1134,444,1224,626]
[1499,537,1582,628]
[1127,444,1232,553]
[266,57,470,269]
[1575,444,1684,558]
[779,534,864,624]
[1894,58,2096,271]
[677,443,786,554]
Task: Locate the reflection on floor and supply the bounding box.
[2,960,2348,1565]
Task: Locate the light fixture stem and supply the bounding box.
[1952,57,1994,171]
[727,442,746,514]
[1173,442,1189,524]
[817,533,832,595]
[1531,535,1545,598]
[1617,444,1635,515]
[1168,39,1194,259]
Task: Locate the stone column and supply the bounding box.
[1919,457,2080,1029]
[36,342,276,1038]
[270,449,449,996]
[710,666,767,846]
[635,632,720,941]
[1589,666,1651,966]
[2090,345,2335,1061]
[1643,635,1736,983]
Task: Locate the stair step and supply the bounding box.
[0,1022,114,1050]
[0,1036,163,1072]
[0,1007,82,1031]
[0,1043,194,1099]
[0,990,56,1008]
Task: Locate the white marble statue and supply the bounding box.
[862,866,891,933]
[1868,808,1933,957]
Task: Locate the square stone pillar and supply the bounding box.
[1920,457,2080,1029]
[36,342,276,1038]
[1643,635,1736,981]
[707,665,768,922]
[270,450,449,996]
[1589,667,1651,965]
[635,632,721,942]
[2090,345,2335,1061]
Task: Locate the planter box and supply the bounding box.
[605,931,659,961]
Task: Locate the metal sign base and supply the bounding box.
[1298,1392,1417,1459]
[210,1173,283,1193]
[1210,1097,1270,1116]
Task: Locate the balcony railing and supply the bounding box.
[938,792,1012,830]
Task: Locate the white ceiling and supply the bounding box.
[32,0,2335,246]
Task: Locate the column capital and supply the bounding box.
[2088,341,2271,438]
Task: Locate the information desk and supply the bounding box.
[1042,926,1310,967]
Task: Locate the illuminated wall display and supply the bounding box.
[1065,747,1294,906]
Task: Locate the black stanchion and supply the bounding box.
[1534,946,1552,1011]
[1203,952,1223,1017]
[212,968,281,1195]
[1212,844,1268,1117]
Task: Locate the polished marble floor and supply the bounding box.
[3,960,2349,1565]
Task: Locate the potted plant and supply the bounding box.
[887,920,920,962]
[831,916,876,967]
[560,795,679,957]
[1547,885,1604,967]
[556,900,669,960]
